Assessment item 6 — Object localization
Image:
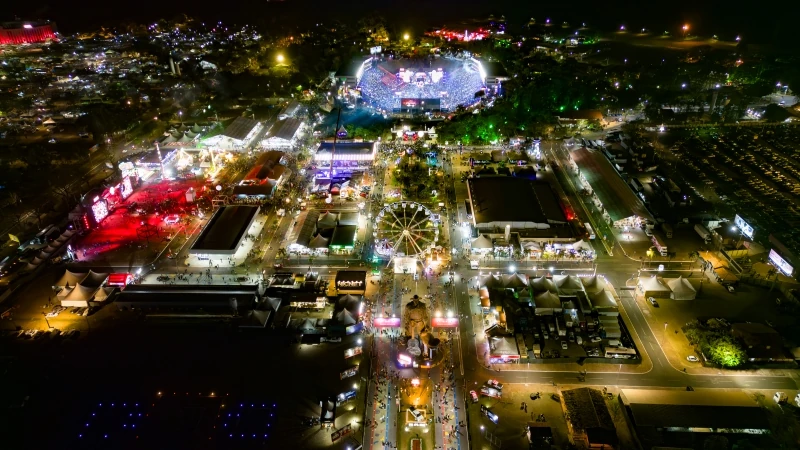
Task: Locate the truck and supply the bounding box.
[651,234,668,256]
[694,224,711,243]
[662,223,673,238]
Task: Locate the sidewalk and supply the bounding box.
[431,341,466,450]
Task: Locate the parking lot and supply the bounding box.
[664,127,800,254]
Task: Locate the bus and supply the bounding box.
[584,222,596,240]
[604,347,637,359]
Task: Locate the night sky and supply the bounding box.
[5,0,799,47]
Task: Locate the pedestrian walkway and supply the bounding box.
[365,334,399,450]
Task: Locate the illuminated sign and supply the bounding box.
[401,98,419,107]
[107,273,132,286]
[91,199,109,223]
[373,317,401,327]
[330,423,352,442]
[431,317,459,328]
[340,365,359,380]
[338,390,357,402]
[769,249,794,276]
[344,346,362,359]
[336,280,364,288]
[120,177,133,199]
[734,214,754,239]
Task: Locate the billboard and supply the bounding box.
[769,249,794,276]
[340,365,359,379]
[401,98,419,108]
[373,317,401,327]
[330,423,352,442]
[431,317,459,327]
[734,214,754,239]
[344,346,363,359]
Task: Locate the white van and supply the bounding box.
[470,260,479,269]
[576,336,583,345]
[607,339,621,347]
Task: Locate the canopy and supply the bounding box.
[533,290,561,310]
[502,273,528,289]
[668,276,697,300]
[335,309,357,325]
[80,270,108,288]
[479,273,502,289]
[555,275,583,294]
[56,269,85,288]
[581,275,608,295]
[640,276,672,298]
[471,235,493,249]
[308,234,330,249]
[530,276,557,294]
[93,287,115,302]
[317,211,338,229]
[63,284,97,302]
[161,134,177,144]
[572,239,594,253]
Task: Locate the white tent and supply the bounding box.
[55,270,85,288]
[668,277,697,300]
[581,275,608,295]
[554,275,584,294]
[639,276,672,298]
[60,284,98,307]
[530,276,557,294]
[471,235,493,249]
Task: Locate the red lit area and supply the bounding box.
[72,178,209,261]
[0,24,57,45]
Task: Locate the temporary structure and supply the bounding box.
[530,276,557,294]
[555,275,584,294]
[668,277,697,300]
[639,276,672,298]
[471,235,493,249]
[55,269,84,288]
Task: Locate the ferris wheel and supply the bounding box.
[373,201,438,260]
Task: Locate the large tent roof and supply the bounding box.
[581,275,608,295]
[502,273,528,289]
[56,270,85,288]
[63,284,98,302]
[80,270,108,287]
[530,276,557,294]
[667,276,696,300]
[533,290,561,309]
[317,211,339,229]
[555,275,583,293]
[471,235,493,249]
[308,234,330,249]
[640,276,671,292]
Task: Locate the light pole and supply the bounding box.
[682,24,689,38]
[42,312,52,329]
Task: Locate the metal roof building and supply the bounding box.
[570,147,653,225]
[189,206,260,255]
[467,177,567,232]
[620,388,770,440]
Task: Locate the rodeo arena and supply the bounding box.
[349,53,498,116]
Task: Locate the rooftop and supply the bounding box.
[190,205,259,254]
[571,147,653,222]
[620,388,769,430]
[467,177,566,226]
[269,118,303,141]
[222,117,260,141]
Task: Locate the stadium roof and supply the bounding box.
[190,205,259,254]
[620,388,770,430]
[571,147,653,223]
[467,177,566,226]
[222,117,260,141]
[269,118,303,141]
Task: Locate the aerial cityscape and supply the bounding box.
[2,4,800,450]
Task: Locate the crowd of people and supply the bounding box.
[358,57,485,113]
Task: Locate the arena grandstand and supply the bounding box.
[355,55,487,114]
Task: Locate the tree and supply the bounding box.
[704,334,747,368]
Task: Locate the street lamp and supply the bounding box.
[682,24,689,38]
[276,54,285,64]
[403,33,410,41]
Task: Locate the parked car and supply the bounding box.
[590,336,602,343]
[164,214,180,224]
[648,297,659,307]
[485,379,503,390]
[469,390,479,403]
[561,341,568,350]
[774,392,788,404]
[576,336,583,345]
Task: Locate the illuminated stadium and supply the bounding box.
[355,56,488,114]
